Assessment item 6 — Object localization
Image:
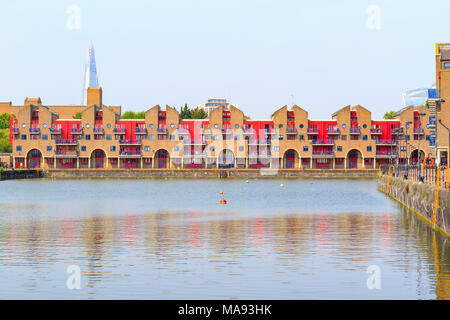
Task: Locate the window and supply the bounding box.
[170,135,175,140]
[367,146,372,152]
[214,124,218,129]
[170,124,175,128]
[144,146,150,152]
[234,135,239,140]
[303,146,308,152]
[362,135,368,141]
[149,124,154,129]
[174,146,179,151]
[214,135,219,140]
[337,146,342,152]
[278,135,283,140]
[210,146,215,152]
[363,124,367,129]
[278,124,283,128]
[47,146,52,151]
[239,146,244,151]
[107,123,111,128]
[16,146,22,151]
[42,134,48,140]
[299,124,304,128]
[21,135,27,140]
[110,146,116,152]
[235,124,239,129]
[85,135,90,140]
[274,146,279,152]
[81,146,86,152]
[342,124,346,129]
[299,135,304,141]
[341,135,347,141]
[106,135,112,140]
[149,134,154,140]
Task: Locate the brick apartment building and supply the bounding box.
[3,44,449,170]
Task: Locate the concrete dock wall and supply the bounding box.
[378,175,450,237]
[0,169,44,181]
[44,168,378,179]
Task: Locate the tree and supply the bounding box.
[121,111,137,119]
[383,111,396,119]
[0,129,12,153]
[191,107,207,119]
[73,112,82,119]
[136,111,145,119]
[179,104,192,119]
[0,113,15,129]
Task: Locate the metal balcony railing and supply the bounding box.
[311,139,335,145]
[307,128,319,134]
[113,128,126,133]
[327,128,340,134]
[71,127,83,134]
[55,150,78,156]
[312,151,335,156]
[119,150,141,156]
[135,127,147,134]
[93,127,104,134]
[119,139,142,145]
[157,127,168,134]
[50,127,61,134]
[350,127,360,134]
[375,139,396,145]
[376,151,398,156]
[55,139,78,145]
[29,127,40,134]
[370,128,382,134]
[12,128,19,134]
[265,128,276,134]
[286,127,297,134]
[413,128,424,134]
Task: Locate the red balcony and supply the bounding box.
[307,128,319,134]
[370,128,382,134]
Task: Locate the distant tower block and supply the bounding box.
[82,41,99,105]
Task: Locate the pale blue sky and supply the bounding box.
[0,0,448,119]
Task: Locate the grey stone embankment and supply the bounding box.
[44,168,378,179]
[0,169,44,181]
[378,175,450,237]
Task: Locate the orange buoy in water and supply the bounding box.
[220,198,227,204]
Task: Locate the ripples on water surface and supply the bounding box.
[0,178,448,299]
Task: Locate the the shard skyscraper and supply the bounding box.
[82,41,99,105]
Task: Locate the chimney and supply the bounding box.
[87,87,102,106]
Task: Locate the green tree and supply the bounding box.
[73,112,82,119]
[0,113,15,129]
[0,129,12,153]
[136,111,146,119]
[121,111,137,119]
[180,104,192,119]
[191,107,207,119]
[383,111,396,119]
